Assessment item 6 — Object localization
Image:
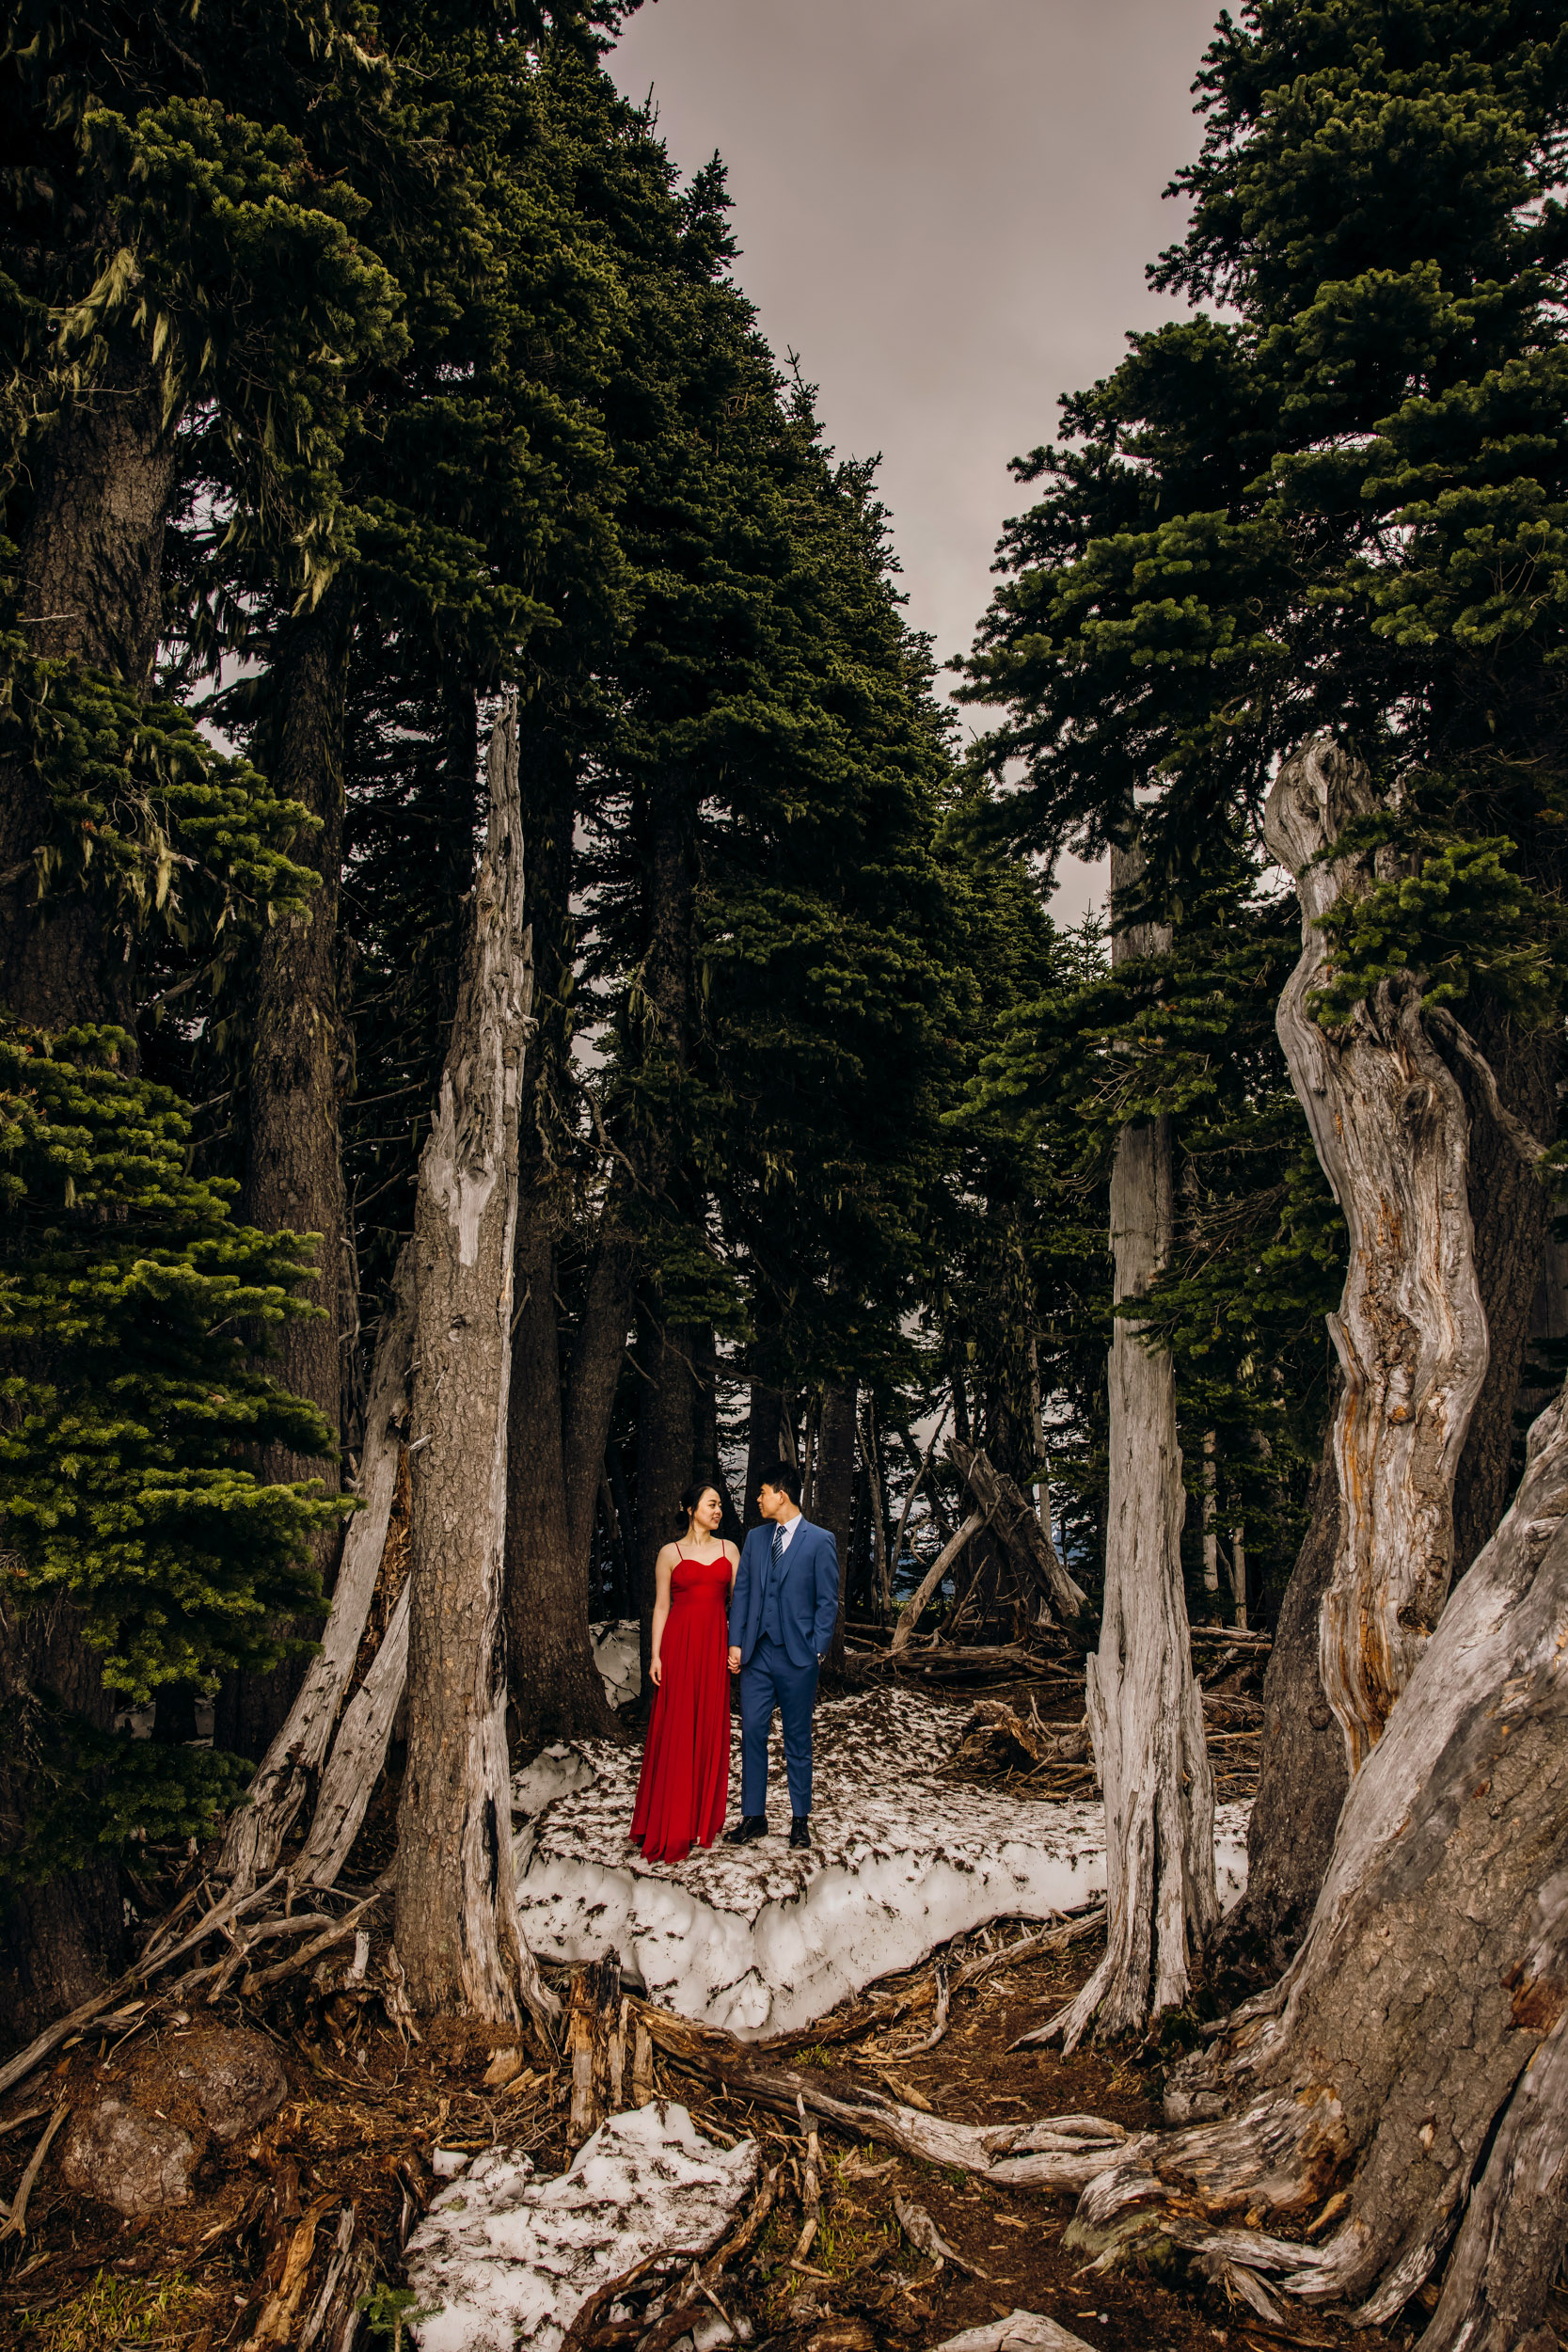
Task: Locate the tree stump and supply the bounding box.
[567,1958,626,2145]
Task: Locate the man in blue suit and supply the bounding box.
[725,1460,839,1850]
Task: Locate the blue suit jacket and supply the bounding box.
[728,1517,839,1671]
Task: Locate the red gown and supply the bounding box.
[629,1551,732,1864]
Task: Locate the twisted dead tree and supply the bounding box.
[391,697,555,2030]
[1060,1372,1568,2350]
[1265,737,1489,1771]
[1052,836,1215,2050]
[1036,737,1568,2344]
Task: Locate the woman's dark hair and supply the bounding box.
[678,1482,720,1530]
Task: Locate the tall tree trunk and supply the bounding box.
[1053,836,1216,2051]
[502,711,629,1742]
[1264,737,1488,1772]
[0,355,179,2029]
[392,701,551,2027]
[218,578,355,1761]
[1,356,177,1027]
[634,1310,701,1692]
[816,1379,859,1669]
[1223,1398,1348,1970]
[1063,1371,1568,2349]
[743,1378,788,1533]
[504,1201,617,1746]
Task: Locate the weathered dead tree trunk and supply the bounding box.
[1263,738,1488,1772]
[293,1577,409,1889]
[948,1440,1094,1645]
[889,1508,986,1653]
[566,1957,626,2145]
[1062,1373,1568,2349]
[1053,838,1216,2051]
[220,1250,415,1887]
[391,699,553,2029]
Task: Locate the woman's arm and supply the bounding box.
[724,1539,739,1600]
[649,1548,675,1686]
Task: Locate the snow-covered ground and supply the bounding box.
[514,1684,1249,2038]
[406,2102,755,2352]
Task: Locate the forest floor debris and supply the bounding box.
[0,1883,1478,2352]
[0,1665,1419,2352]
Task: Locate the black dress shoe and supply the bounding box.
[725,1815,768,1845]
[789,1816,811,1850]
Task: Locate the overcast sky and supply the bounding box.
[609,0,1222,919]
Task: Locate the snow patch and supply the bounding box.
[514,1685,1248,2038]
[405,2102,756,2352]
[592,1618,641,1708]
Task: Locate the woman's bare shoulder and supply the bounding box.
[655,1540,680,1571]
[722,1539,740,1565]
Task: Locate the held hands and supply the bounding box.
[728,1646,741,1674]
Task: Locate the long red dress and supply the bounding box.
[629,1551,732,1864]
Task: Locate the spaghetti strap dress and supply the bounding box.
[629,1551,732,1864]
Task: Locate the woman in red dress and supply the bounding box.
[629,1484,737,1864]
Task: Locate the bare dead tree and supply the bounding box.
[1052,834,1216,2050]
[391,698,555,2030]
[1264,738,1488,1770]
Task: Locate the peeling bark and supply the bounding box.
[1061,1373,1568,2343]
[219,1249,415,1888]
[1264,737,1489,1772]
[293,1579,409,1890]
[1052,840,1215,2051]
[391,700,552,2028]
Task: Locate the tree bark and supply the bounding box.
[1053,836,1216,2052]
[1449,1007,1557,1575]
[219,1248,415,1888]
[1,356,177,1028]
[217,580,355,1762]
[1063,1371,1568,2347]
[504,1199,617,1746]
[742,1379,788,1533]
[816,1380,859,1669]
[1263,737,1489,1772]
[391,699,552,2028]
[1222,1400,1348,1970]
[0,356,179,2029]
[634,1310,701,1693]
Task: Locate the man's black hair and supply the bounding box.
[760,1459,802,1506]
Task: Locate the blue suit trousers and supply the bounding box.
[739,1636,817,1819]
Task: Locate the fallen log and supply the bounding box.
[632,1988,1135,2192]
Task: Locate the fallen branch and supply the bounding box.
[0,2103,69,2241]
[890,1509,987,1654]
[0,1872,287,2100]
[632,1995,1138,2190]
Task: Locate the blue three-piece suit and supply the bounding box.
[727,1516,840,1819]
